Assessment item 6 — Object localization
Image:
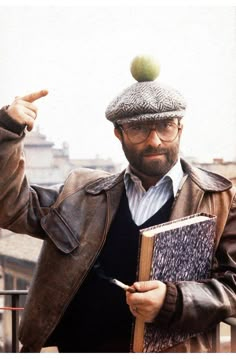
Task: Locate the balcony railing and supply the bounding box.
[0,290,236,352]
[0,290,28,352]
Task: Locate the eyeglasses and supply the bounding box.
[118,120,181,144]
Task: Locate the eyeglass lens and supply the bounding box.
[123,121,179,143]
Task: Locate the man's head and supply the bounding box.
[114,118,183,186]
[105,56,186,186]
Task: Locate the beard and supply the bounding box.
[121,141,180,178]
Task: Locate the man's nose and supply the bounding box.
[146,129,162,146]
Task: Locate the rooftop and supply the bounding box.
[23,128,54,147]
[0,230,42,263]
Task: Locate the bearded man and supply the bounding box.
[0,59,235,353]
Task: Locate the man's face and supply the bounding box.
[115,119,183,180]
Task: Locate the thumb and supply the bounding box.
[133,280,162,292]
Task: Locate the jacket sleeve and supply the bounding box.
[0,107,63,239]
[156,191,236,333]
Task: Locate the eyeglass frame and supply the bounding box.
[115,118,182,144]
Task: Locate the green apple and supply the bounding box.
[130,55,160,82]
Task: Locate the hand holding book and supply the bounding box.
[126,280,167,323]
[132,212,216,352]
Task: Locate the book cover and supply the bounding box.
[132,212,216,353]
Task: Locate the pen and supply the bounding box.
[93,263,136,293]
[110,278,136,293]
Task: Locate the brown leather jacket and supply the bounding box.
[0,109,236,352]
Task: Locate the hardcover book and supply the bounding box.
[132,212,216,353]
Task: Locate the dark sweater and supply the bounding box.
[45,190,174,352]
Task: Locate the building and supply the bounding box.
[23,128,121,185]
[23,129,70,185]
[0,230,43,351]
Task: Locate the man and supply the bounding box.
[0,61,235,353]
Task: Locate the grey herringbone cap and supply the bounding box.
[105,81,186,124]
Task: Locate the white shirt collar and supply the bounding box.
[124,158,184,196]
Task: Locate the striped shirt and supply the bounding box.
[124,159,184,226]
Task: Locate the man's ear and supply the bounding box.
[114,127,122,141]
[178,122,184,138]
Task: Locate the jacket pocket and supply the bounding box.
[41,209,80,254]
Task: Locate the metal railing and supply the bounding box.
[0,290,236,353]
[0,290,28,353]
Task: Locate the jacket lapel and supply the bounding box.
[170,176,205,220]
[86,170,125,232]
[170,158,232,221]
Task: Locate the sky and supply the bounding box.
[0,1,236,166]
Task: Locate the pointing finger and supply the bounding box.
[20,89,48,103]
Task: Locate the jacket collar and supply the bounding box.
[85,158,232,195]
[85,171,125,194]
[180,158,232,192]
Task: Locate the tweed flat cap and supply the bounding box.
[105,80,186,125]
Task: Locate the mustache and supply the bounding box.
[142,146,167,156]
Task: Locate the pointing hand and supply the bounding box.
[6,89,48,131]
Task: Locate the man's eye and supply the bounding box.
[129,126,144,131]
[161,122,174,129]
